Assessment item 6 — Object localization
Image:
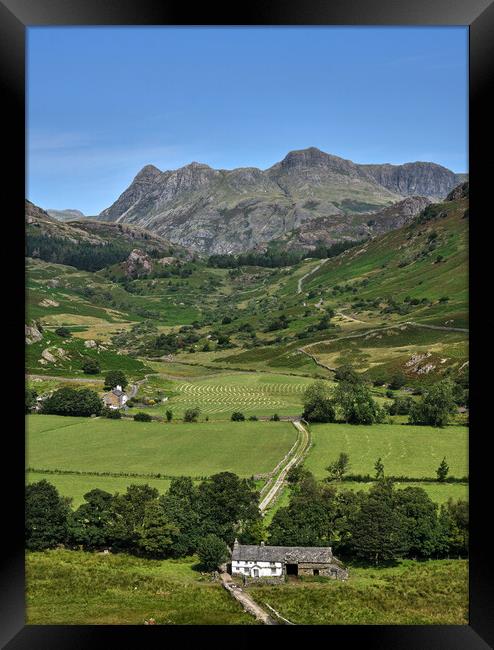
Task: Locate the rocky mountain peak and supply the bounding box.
[134,164,162,181]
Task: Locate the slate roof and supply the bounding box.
[232,542,333,563]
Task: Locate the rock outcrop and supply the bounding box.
[123,249,153,277]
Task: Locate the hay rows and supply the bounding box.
[172,382,305,414]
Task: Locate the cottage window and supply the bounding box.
[270,568,277,575]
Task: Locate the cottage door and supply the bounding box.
[252,568,259,577]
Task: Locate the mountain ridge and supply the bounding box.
[97,147,467,255]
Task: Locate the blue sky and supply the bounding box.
[27,26,468,215]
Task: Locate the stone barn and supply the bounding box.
[230,540,348,581]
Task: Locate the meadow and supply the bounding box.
[131,371,318,418]
[27,414,297,480]
[249,560,468,624]
[26,550,254,625]
[304,422,468,479]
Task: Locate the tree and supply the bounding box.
[388,372,406,390]
[333,381,384,425]
[104,370,128,391]
[165,409,173,422]
[374,457,385,480]
[436,457,449,482]
[107,484,160,553]
[67,489,114,550]
[82,358,100,375]
[394,487,439,558]
[41,387,102,417]
[26,480,70,550]
[437,499,469,557]
[302,380,336,423]
[25,388,38,413]
[231,411,245,421]
[409,380,457,427]
[197,534,230,571]
[134,412,152,422]
[348,480,409,565]
[334,364,361,385]
[184,407,200,422]
[160,477,201,557]
[197,472,261,545]
[325,452,350,481]
[55,326,72,338]
[137,501,179,558]
[389,396,414,415]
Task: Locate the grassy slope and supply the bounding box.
[249,560,468,624]
[27,415,297,478]
[26,550,254,625]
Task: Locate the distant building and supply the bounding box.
[102,385,128,410]
[230,540,348,580]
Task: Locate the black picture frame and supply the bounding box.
[2,1,492,647]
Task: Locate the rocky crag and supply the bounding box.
[97,147,466,255]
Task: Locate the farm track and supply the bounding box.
[259,420,310,512]
[301,320,469,354]
[297,259,329,294]
[27,374,104,384]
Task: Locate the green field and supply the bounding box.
[249,559,468,624]
[305,422,468,479]
[26,550,254,625]
[131,371,318,419]
[27,414,297,479]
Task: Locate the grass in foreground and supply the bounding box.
[249,560,468,625]
[26,550,254,625]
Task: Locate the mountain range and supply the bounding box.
[96,147,466,255]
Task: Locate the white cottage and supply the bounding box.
[102,385,128,410]
[230,539,348,580]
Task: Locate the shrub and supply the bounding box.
[103,407,122,419]
[42,387,102,417]
[55,326,72,338]
[82,358,100,375]
[26,388,38,413]
[248,415,258,421]
[184,407,200,423]
[231,411,245,421]
[270,413,280,421]
[134,412,152,422]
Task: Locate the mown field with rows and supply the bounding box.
[130,371,319,419]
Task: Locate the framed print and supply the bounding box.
[1,0,493,647]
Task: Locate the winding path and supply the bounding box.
[297,259,329,294]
